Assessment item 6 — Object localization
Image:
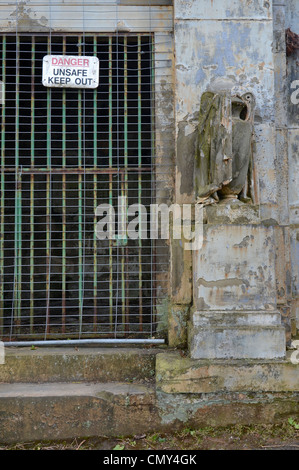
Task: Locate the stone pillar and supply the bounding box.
[173,0,288,359]
[286,1,299,335]
[189,208,286,359]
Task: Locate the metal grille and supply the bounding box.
[0,33,165,341]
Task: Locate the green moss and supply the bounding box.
[155,298,170,339]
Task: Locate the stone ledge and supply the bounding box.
[0,381,159,443]
[204,199,260,225]
[0,347,159,384]
[1,373,299,443]
[156,351,299,394]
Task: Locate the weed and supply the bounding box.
[113,444,125,451]
[288,418,299,430]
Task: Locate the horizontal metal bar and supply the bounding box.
[4,338,165,347]
[1,167,152,174]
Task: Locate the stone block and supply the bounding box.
[174,20,275,123]
[156,351,299,394]
[191,225,286,359]
[174,0,272,20]
[193,225,277,311]
[189,322,286,360]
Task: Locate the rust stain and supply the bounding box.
[286,28,299,57]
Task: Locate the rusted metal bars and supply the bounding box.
[45,36,51,336]
[123,36,129,332]
[14,36,22,333]
[0,35,5,335]
[108,36,113,329]
[93,35,98,332]
[62,36,67,333]
[78,36,83,336]
[138,35,143,332]
[30,36,35,334]
[151,35,156,334]
[0,33,159,340]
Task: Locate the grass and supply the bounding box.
[1,421,299,450]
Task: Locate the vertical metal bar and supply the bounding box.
[30,36,35,334]
[151,35,156,333]
[78,36,83,335]
[123,36,129,332]
[137,35,143,332]
[93,35,97,332]
[62,36,66,333]
[121,175,126,332]
[45,36,51,336]
[0,35,6,335]
[14,36,22,332]
[108,37,113,330]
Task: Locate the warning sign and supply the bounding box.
[42,55,99,89]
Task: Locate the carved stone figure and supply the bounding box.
[194,91,255,204]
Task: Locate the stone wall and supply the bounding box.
[170,0,298,354]
[286,0,299,332]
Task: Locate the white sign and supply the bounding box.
[42,55,99,89]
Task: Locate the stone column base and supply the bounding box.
[189,310,286,359]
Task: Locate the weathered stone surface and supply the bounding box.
[189,323,286,360]
[157,389,299,428]
[0,347,159,384]
[174,8,276,205]
[193,225,277,311]
[1,378,299,443]
[174,20,275,124]
[174,0,273,20]
[273,1,289,227]
[194,89,255,203]
[0,382,160,443]
[194,92,232,201]
[287,28,299,126]
[168,305,189,349]
[286,2,299,332]
[176,118,197,203]
[254,123,279,217]
[156,351,299,394]
[288,130,299,224]
[171,236,192,305]
[204,199,259,224]
[191,224,286,359]
[192,310,282,327]
[290,227,299,330]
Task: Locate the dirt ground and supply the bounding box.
[1,421,299,450]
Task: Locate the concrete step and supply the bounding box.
[0,381,160,443]
[156,351,299,393]
[0,347,161,384]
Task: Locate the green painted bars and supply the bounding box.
[0,34,157,341]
